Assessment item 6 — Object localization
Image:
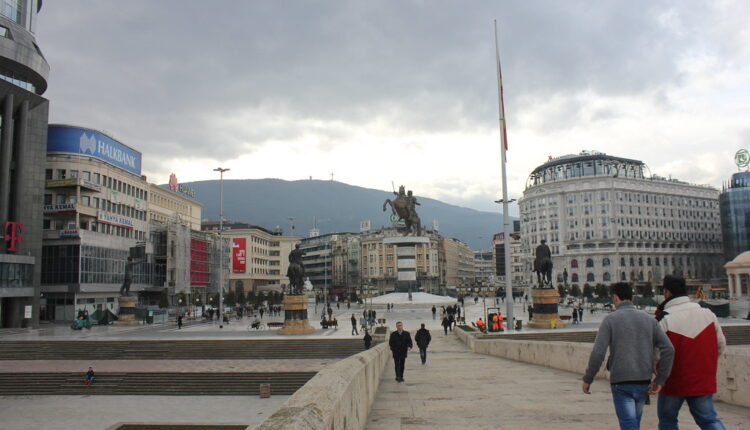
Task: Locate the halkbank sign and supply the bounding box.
[47,125,142,175]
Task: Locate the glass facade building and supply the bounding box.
[0,0,48,327]
[720,171,750,262]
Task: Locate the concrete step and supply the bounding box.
[0,372,315,395]
[0,339,362,360]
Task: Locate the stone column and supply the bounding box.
[0,94,13,229]
[11,100,28,219]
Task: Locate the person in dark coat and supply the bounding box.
[414,323,431,364]
[441,316,451,335]
[351,313,359,335]
[431,305,437,320]
[177,314,183,329]
[363,330,372,350]
[388,321,413,382]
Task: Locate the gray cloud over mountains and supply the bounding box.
[38,1,750,212]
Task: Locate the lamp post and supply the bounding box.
[214,167,230,328]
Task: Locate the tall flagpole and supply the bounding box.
[495,20,514,329]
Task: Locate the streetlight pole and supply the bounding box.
[214,167,230,329]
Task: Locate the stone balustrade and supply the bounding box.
[253,341,390,430]
[454,327,750,408]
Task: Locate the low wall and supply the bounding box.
[455,329,750,408]
[253,342,390,430]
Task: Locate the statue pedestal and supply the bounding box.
[113,296,139,326]
[278,295,315,335]
[528,288,567,329]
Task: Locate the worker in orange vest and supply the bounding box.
[475,318,486,331]
[495,313,504,330]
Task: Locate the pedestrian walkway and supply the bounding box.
[365,329,750,430]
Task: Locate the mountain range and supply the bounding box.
[180,179,512,250]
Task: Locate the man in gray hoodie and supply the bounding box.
[583,283,675,430]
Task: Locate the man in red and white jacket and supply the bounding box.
[656,275,727,430]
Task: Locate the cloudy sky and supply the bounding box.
[37,1,750,214]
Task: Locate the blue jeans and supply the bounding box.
[657,393,726,430]
[419,347,427,364]
[610,383,649,429]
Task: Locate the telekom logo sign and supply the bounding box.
[3,221,23,251]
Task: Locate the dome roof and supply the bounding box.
[732,251,750,264]
[725,250,750,268]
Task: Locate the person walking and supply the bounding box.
[388,321,413,382]
[528,304,534,321]
[656,275,727,430]
[360,315,367,333]
[259,307,264,319]
[326,305,333,320]
[415,323,431,365]
[572,309,578,325]
[431,305,436,320]
[351,313,359,336]
[582,283,674,430]
[578,305,584,323]
[363,330,372,350]
[441,316,451,335]
[177,314,183,329]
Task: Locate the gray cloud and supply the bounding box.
[36,1,748,203]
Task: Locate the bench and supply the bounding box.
[560,315,572,321]
[267,322,284,328]
[320,320,338,329]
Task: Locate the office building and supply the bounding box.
[518,151,723,289]
[720,171,750,262]
[0,0,49,327]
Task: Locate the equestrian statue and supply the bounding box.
[383,185,422,236]
[533,239,553,288]
[286,244,306,295]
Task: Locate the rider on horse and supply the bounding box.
[286,244,306,295]
[534,240,553,288]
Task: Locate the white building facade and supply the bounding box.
[518,151,724,289]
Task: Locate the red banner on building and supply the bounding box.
[190,238,209,286]
[232,238,246,273]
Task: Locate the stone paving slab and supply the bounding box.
[365,329,750,430]
[0,359,334,373]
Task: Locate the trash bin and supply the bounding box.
[515,319,522,330]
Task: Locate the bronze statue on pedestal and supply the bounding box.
[383,185,422,236]
[533,240,553,288]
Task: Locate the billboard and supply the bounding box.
[47,125,142,175]
[232,238,247,273]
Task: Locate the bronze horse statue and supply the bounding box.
[286,245,306,295]
[383,187,422,236]
[533,240,553,288]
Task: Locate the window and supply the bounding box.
[69,170,79,178]
[571,273,579,282]
[570,259,578,268]
[82,171,91,180]
[586,258,594,268]
[43,194,52,205]
[602,258,610,267]
[603,272,611,282]
[587,273,595,282]
[45,169,52,180]
[81,196,90,206]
